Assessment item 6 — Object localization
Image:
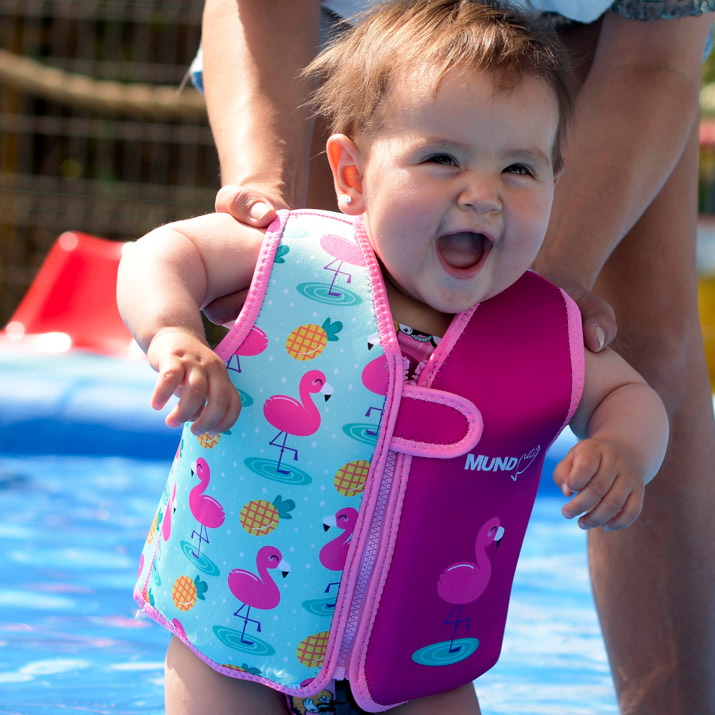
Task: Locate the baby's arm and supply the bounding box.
[117,212,264,434]
[555,348,668,530]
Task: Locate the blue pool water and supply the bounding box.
[0,352,618,714]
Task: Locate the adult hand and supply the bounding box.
[534,262,617,353]
[203,184,285,325]
[214,184,280,228]
[563,284,617,353]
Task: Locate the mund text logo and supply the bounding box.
[464,446,541,482]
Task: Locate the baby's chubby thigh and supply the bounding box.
[163,634,480,714]
[164,635,289,715]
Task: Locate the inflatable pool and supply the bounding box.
[0,349,176,459]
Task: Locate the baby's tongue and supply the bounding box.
[437,232,486,269]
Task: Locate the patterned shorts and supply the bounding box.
[285,680,366,714]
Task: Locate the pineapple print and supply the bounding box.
[223,663,262,675]
[274,244,290,263]
[145,510,159,544]
[172,574,208,611]
[296,631,330,668]
[285,318,342,361]
[334,459,370,497]
[240,495,296,536]
[197,432,221,449]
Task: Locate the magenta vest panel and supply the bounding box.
[349,271,582,710]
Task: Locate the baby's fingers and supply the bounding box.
[563,473,630,529]
[165,368,209,429]
[594,491,643,531]
[563,444,602,493]
[151,358,186,411]
[560,446,610,524]
[552,451,575,497]
[554,442,600,498]
[189,378,242,436]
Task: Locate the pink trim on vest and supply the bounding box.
[214,210,290,361]
[560,287,586,428]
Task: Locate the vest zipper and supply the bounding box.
[336,449,398,675]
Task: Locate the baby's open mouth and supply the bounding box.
[437,232,491,270]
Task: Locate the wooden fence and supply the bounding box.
[0,0,218,324]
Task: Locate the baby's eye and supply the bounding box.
[504,164,533,177]
[426,154,457,167]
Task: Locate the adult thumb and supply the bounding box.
[215,184,276,227]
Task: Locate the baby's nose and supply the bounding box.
[457,177,501,214]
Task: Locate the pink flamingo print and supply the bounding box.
[437,516,505,653]
[319,507,359,607]
[189,458,225,558]
[154,482,177,566]
[227,325,268,373]
[171,618,187,641]
[361,354,389,436]
[228,545,291,644]
[161,482,177,543]
[320,233,366,297]
[263,370,333,474]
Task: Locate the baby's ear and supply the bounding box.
[326,134,365,215]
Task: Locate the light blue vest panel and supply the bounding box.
[135,211,387,688]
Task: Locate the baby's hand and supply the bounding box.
[553,438,645,531]
[147,328,241,435]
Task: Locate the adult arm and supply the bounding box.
[202,0,323,222]
[533,11,714,348]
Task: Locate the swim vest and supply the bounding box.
[134,209,584,712]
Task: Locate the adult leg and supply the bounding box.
[164,636,290,715]
[590,115,715,714]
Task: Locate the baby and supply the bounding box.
[117,2,668,713]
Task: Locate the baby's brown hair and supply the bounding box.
[306,0,575,172]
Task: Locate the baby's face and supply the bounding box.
[358,68,560,318]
